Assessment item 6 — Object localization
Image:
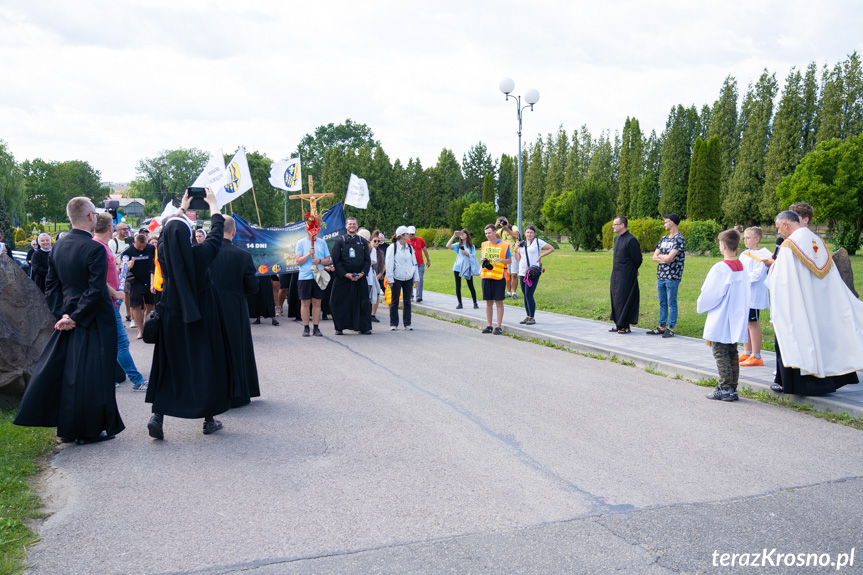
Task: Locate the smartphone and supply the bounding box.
[186,187,209,210]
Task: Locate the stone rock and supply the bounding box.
[832,248,859,299]
[0,254,54,394]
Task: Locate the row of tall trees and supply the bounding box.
[3,53,862,246]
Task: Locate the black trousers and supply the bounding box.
[389,280,413,327]
[454,271,477,305]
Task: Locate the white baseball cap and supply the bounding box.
[407,225,416,234]
[396,225,409,237]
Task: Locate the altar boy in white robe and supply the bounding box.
[697,229,750,402]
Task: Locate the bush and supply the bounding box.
[416,228,436,246]
[461,202,497,243]
[602,220,615,250]
[829,221,862,255]
[627,218,665,252]
[447,197,471,231]
[432,228,451,248]
[679,219,723,254]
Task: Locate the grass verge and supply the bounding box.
[0,405,57,575]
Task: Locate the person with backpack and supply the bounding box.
[385,226,419,331]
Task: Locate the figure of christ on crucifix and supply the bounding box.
[289,176,333,218]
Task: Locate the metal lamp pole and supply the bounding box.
[499,78,539,234]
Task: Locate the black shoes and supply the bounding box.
[416,298,423,303]
[482,326,493,334]
[361,330,372,335]
[335,330,343,335]
[272,318,280,326]
[303,326,310,337]
[313,326,323,337]
[456,303,463,309]
[147,414,164,440]
[646,327,665,335]
[76,431,115,445]
[493,327,503,335]
[253,318,261,324]
[473,302,479,309]
[203,420,223,435]
[662,328,675,338]
[371,315,380,322]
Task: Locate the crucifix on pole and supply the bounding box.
[289,176,333,218]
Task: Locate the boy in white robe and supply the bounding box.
[696,229,750,402]
[738,227,773,366]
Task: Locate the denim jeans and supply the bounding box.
[416,263,425,299]
[657,279,680,329]
[520,275,539,317]
[115,306,144,385]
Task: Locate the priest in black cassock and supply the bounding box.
[210,215,261,407]
[329,216,372,335]
[145,189,231,438]
[15,197,124,445]
[247,275,279,325]
[609,216,642,334]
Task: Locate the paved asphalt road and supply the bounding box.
[24,314,863,574]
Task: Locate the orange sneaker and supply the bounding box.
[741,356,764,367]
[738,354,750,364]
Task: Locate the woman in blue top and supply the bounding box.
[445,229,478,309]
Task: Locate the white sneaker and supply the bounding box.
[129,320,137,329]
[390,326,397,331]
[405,326,413,331]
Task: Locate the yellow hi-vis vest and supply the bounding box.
[480,240,509,280]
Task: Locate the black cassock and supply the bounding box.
[610,230,642,328]
[146,215,231,419]
[330,233,372,332]
[30,249,50,292]
[15,229,124,441]
[247,275,276,319]
[211,238,261,407]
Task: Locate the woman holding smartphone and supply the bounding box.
[446,229,479,309]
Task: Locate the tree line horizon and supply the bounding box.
[2,52,862,252]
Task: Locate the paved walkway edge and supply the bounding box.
[413,302,863,419]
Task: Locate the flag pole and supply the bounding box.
[229,202,234,214]
[250,185,262,228]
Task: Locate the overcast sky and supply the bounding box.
[1,0,861,184]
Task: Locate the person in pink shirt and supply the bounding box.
[94,213,148,391]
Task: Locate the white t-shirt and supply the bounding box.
[517,238,547,276]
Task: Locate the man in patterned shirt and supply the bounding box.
[647,214,685,338]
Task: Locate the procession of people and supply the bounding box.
[10,191,863,443]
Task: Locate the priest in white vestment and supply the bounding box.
[768,210,863,395]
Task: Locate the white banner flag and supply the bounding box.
[268,158,302,192]
[191,150,228,199]
[217,146,254,208]
[345,173,369,209]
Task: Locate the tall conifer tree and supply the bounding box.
[762,68,805,220]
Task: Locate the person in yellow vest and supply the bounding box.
[480,223,512,335]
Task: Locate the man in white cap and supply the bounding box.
[385,226,419,330]
[407,226,431,302]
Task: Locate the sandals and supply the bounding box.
[617,327,631,334]
[608,326,619,332]
[770,384,784,393]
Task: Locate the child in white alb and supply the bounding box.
[696,229,751,402]
[738,226,772,366]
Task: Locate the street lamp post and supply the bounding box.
[499,78,539,234]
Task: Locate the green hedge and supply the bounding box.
[416,228,436,246]
[602,218,724,254]
[432,228,451,248]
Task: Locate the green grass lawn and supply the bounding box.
[424,243,863,352]
[0,406,56,575]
